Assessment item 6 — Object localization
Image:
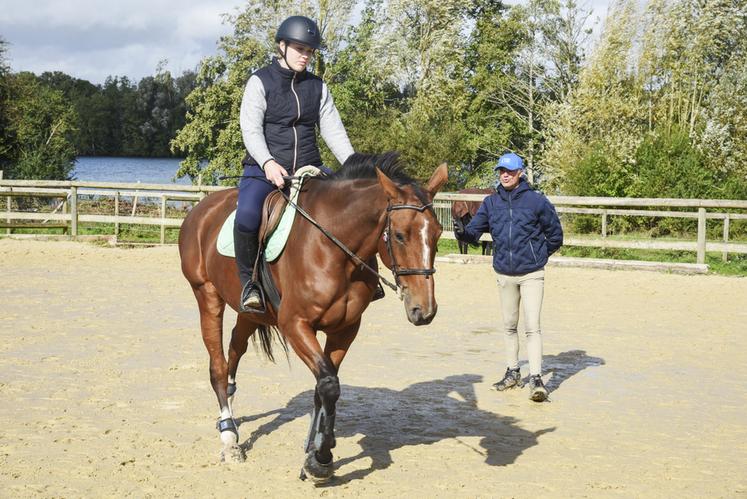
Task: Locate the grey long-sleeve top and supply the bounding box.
[239,74,354,169]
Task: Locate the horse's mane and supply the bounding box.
[325,152,430,203]
[328,152,414,186]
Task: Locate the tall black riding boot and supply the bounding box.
[233,227,263,312]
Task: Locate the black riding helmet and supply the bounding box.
[275,16,321,50]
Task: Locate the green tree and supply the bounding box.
[323,2,403,162]
[544,0,747,198]
[542,0,644,194]
[1,37,13,172]
[3,72,77,179]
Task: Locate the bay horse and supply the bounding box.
[452,188,492,255]
[178,152,447,482]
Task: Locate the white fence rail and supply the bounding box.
[2,178,746,263]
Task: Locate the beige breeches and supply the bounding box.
[496,269,545,375]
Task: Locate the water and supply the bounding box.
[73,157,192,185]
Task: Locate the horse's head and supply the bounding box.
[376,163,448,325]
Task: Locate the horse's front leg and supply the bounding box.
[282,318,357,483]
[301,323,360,482]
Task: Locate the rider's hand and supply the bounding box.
[453,219,466,240]
[263,160,288,188]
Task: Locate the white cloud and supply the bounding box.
[0,0,241,83]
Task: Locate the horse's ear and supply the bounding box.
[376,167,401,200]
[425,163,448,197]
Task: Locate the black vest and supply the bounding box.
[243,58,323,172]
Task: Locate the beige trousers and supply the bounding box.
[496,269,545,376]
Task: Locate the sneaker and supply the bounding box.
[528,375,548,402]
[492,367,523,391]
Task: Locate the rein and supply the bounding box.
[275,185,400,293]
[221,174,436,295]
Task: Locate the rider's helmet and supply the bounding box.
[275,16,322,50]
[495,152,524,171]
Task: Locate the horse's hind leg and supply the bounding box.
[226,314,257,413]
[192,282,244,462]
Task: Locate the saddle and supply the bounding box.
[251,166,323,315]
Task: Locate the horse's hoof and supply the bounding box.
[220,444,245,463]
[302,451,334,484]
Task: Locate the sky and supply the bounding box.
[1,0,612,85]
[1,0,243,83]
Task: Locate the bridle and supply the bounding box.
[273,184,437,295]
[382,201,437,289]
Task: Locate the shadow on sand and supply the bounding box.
[235,351,603,483]
[236,373,555,484]
[541,349,605,393]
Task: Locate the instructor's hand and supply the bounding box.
[453,219,466,240]
[263,160,288,188]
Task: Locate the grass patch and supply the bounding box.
[557,246,747,276]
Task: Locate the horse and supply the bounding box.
[451,188,493,255]
[178,152,448,482]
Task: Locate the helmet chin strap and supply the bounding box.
[279,42,298,73]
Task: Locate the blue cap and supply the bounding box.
[495,152,524,171]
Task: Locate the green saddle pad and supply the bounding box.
[217,166,321,261]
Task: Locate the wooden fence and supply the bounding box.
[2,178,746,264]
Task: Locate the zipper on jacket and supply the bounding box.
[290,72,301,173]
[529,240,538,264]
[508,191,513,270]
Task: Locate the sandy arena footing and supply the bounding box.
[1,239,745,497]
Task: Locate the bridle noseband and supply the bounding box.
[383,201,437,288]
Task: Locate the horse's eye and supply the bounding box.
[395,232,406,243]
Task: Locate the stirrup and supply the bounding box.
[240,281,264,312]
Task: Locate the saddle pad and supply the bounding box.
[216,166,322,259]
[217,210,237,257]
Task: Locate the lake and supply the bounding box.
[73,157,192,185]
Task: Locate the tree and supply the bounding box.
[0,37,13,171]
[542,0,644,194]
[3,72,77,179]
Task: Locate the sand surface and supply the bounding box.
[1,239,745,498]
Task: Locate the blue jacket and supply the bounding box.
[460,179,563,275]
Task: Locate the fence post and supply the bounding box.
[70,186,78,237]
[3,171,10,235]
[198,174,205,200]
[131,180,141,216]
[601,209,608,238]
[696,207,706,264]
[114,191,120,242]
[160,195,166,244]
[722,214,730,262]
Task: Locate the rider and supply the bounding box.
[235,15,355,312]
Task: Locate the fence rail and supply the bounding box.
[2,178,746,264]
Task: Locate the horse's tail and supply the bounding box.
[253,324,288,363]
